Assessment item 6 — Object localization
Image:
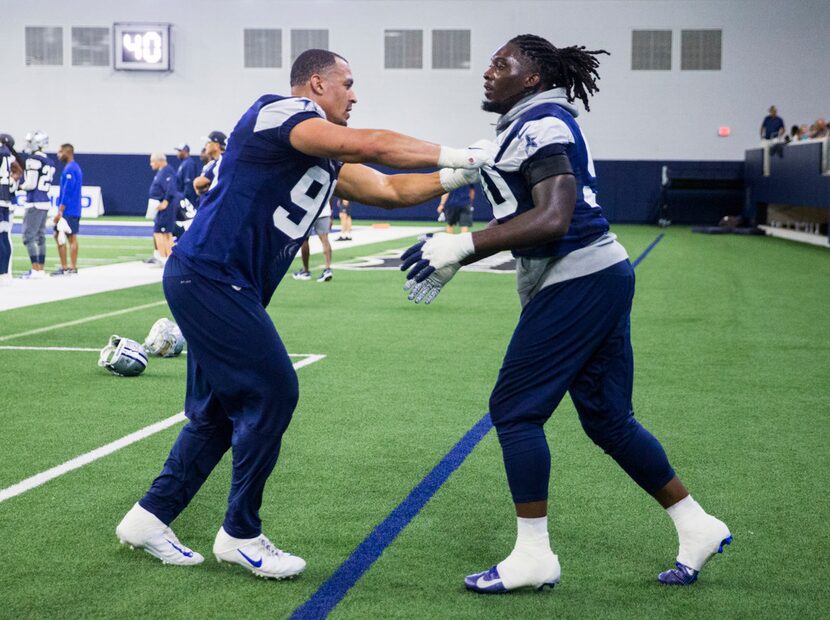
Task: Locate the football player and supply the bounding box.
[19,130,56,279]
[401,35,731,592]
[292,201,333,282]
[116,48,488,578]
[147,152,180,264]
[174,143,200,209]
[192,131,226,197]
[0,133,22,285]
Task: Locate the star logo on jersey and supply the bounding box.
[524,133,538,149]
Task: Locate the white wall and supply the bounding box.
[3,0,828,160]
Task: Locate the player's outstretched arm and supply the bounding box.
[289,118,489,170]
[334,163,476,209]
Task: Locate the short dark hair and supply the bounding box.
[60,143,74,153]
[290,49,347,87]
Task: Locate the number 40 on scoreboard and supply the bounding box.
[113,23,172,72]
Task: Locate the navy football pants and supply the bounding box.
[490,259,675,504]
[140,256,299,538]
[0,207,11,276]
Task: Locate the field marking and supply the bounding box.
[0,354,326,504]
[0,346,325,365]
[0,300,168,342]
[289,234,666,620]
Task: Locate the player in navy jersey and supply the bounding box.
[19,131,56,279]
[0,133,23,286]
[116,49,489,578]
[401,35,731,592]
[147,153,181,264]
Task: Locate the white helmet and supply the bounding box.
[24,130,49,153]
[144,318,186,357]
[98,335,148,377]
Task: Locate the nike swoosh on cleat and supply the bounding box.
[166,539,194,558]
[238,549,263,568]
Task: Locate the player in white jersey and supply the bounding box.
[19,131,56,279]
[402,35,731,592]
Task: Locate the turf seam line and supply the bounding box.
[289,233,665,620]
[0,354,325,504]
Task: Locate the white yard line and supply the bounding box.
[0,353,326,504]
[0,300,168,341]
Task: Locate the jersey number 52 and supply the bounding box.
[272,166,332,239]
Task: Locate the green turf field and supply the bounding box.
[0,224,828,619]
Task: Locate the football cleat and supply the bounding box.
[659,535,732,585]
[465,554,560,594]
[213,527,306,580]
[292,271,311,281]
[317,268,332,282]
[116,503,204,566]
[19,270,46,280]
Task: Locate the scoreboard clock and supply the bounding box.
[114,23,172,71]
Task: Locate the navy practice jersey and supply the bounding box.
[445,186,472,209]
[0,146,18,206]
[176,157,201,207]
[479,102,609,258]
[149,164,181,205]
[22,152,56,203]
[173,95,341,306]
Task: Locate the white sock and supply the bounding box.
[666,495,730,571]
[496,516,559,589]
[666,495,706,528]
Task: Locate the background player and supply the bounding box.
[0,133,23,286]
[193,131,226,197]
[401,35,731,592]
[436,183,475,234]
[334,195,352,241]
[147,152,180,264]
[174,143,200,209]
[293,204,334,282]
[19,130,55,279]
[52,143,82,276]
[115,48,487,579]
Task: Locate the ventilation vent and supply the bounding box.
[26,26,63,66]
[244,29,282,68]
[291,30,329,64]
[72,27,109,67]
[432,30,470,69]
[681,29,722,70]
[631,30,671,70]
[384,30,423,69]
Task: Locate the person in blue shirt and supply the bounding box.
[148,152,181,264]
[52,143,83,276]
[115,48,488,579]
[174,143,200,210]
[760,105,785,140]
[401,34,731,593]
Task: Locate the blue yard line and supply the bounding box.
[290,233,665,620]
[631,233,664,268]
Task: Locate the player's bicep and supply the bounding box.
[289,119,374,162]
[530,173,577,234]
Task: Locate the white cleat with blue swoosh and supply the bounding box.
[116,503,204,566]
[213,527,306,580]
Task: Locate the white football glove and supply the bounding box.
[439,167,480,191]
[404,264,460,304]
[56,217,72,246]
[437,144,494,169]
[421,232,475,271]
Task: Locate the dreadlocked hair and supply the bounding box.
[509,34,609,111]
